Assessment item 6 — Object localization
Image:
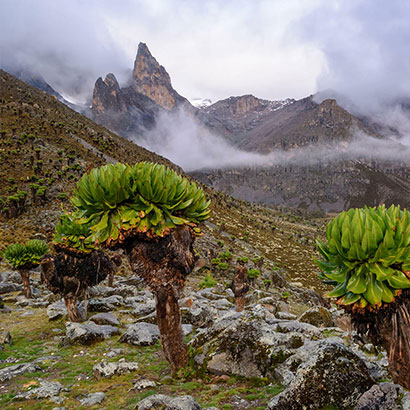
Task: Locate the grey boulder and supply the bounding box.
[65,321,120,345]
[120,323,160,346]
[267,341,374,410]
[136,394,201,410]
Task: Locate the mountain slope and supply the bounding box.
[0,69,326,291]
[237,96,379,152]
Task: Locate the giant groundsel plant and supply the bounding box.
[315,204,410,388]
[48,161,210,372]
[69,161,210,246]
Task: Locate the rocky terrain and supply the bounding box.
[191,159,410,214]
[1,255,409,410]
[1,54,410,410]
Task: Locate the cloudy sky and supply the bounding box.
[0,0,409,108]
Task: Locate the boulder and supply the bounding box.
[65,321,120,345]
[47,300,67,320]
[88,298,115,312]
[131,301,156,317]
[354,383,401,410]
[119,323,160,346]
[16,380,66,400]
[299,306,334,327]
[0,330,12,344]
[266,341,374,410]
[93,359,139,378]
[79,392,106,406]
[0,283,21,294]
[192,314,304,378]
[0,362,42,382]
[89,312,120,327]
[135,394,201,410]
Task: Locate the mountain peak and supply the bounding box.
[132,42,177,110]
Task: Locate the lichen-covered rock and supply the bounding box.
[89,312,120,327]
[93,360,139,378]
[79,392,105,406]
[299,306,334,327]
[47,300,67,320]
[65,321,120,345]
[192,313,305,378]
[0,330,12,344]
[15,380,66,400]
[135,394,201,410]
[0,362,42,382]
[267,341,374,410]
[354,383,401,410]
[0,283,21,294]
[119,323,160,346]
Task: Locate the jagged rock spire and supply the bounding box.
[132,42,178,110]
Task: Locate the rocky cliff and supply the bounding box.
[191,159,410,214]
[203,95,295,143]
[237,96,379,152]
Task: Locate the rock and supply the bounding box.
[134,311,157,324]
[65,321,120,345]
[89,312,120,326]
[275,320,322,338]
[106,348,123,358]
[0,362,42,382]
[132,379,158,390]
[267,341,374,410]
[93,360,139,378]
[47,300,85,321]
[105,295,124,306]
[16,380,66,400]
[276,312,297,320]
[0,282,21,294]
[135,394,201,410]
[181,302,216,327]
[299,306,334,327]
[182,324,193,336]
[47,300,67,320]
[192,314,304,378]
[0,330,12,344]
[88,298,115,312]
[354,383,401,410]
[132,301,156,317]
[0,271,22,284]
[119,323,160,346]
[79,392,106,406]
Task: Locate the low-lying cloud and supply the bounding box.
[130,108,410,172]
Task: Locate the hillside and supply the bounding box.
[0,69,326,290]
[1,70,408,410]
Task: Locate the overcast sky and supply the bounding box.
[0,0,409,108]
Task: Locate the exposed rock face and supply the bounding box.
[92,73,127,115]
[238,96,377,152]
[267,342,374,410]
[203,95,295,143]
[191,159,410,213]
[65,321,120,345]
[132,42,183,110]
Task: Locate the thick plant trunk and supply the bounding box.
[64,296,84,322]
[155,285,188,372]
[20,270,32,299]
[231,263,249,312]
[350,292,410,389]
[107,272,114,288]
[124,225,196,373]
[378,305,410,389]
[236,296,246,312]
